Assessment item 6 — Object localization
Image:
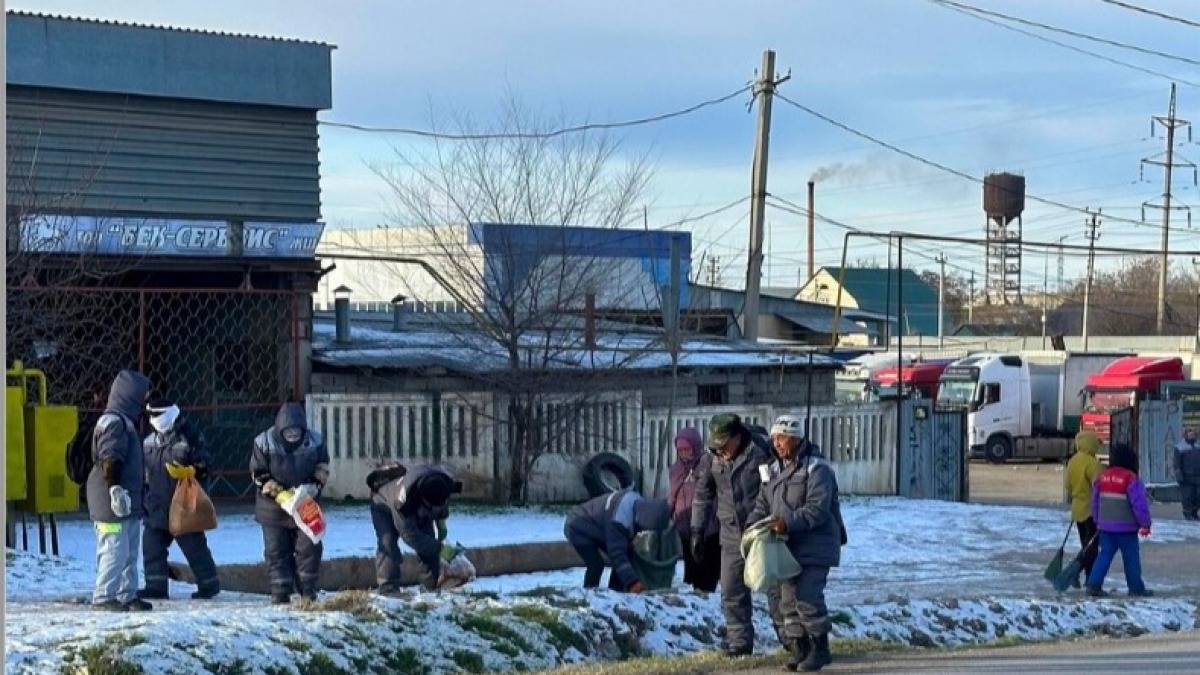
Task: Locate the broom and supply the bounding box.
[1053,533,1099,593]
[1043,522,1074,582]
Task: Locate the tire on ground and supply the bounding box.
[582,452,636,497]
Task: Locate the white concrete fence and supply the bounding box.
[307,391,898,503]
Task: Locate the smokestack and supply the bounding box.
[807,181,816,282]
[334,285,352,343]
[391,294,409,332]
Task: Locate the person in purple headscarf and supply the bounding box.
[668,427,721,592]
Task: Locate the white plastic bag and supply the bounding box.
[437,542,477,589]
[275,484,326,544]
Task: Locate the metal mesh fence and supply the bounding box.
[6,287,301,498]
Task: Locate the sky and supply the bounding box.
[11,0,1200,290]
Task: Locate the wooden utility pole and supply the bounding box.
[1143,84,1194,335]
[742,49,789,342]
[936,253,946,348]
[1082,209,1101,351]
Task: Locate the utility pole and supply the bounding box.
[806,180,816,283]
[707,257,722,287]
[742,49,790,342]
[1141,84,1195,335]
[967,271,976,323]
[1042,246,1049,350]
[936,253,946,348]
[1082,209,1101,352]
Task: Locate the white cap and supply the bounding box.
[770,414,805,439]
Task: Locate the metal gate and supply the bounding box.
[897,399,966,501]
[7,286,302,498]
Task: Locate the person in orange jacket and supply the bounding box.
[1085,443,1153,597]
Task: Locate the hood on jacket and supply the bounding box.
[1074,430,1100,457]
[107,370,151,422]
[274,402,308,450]
[633,498,670,532]
[417,470,464,508]
[674,427,703,465]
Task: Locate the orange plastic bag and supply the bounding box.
[168,476,218,536]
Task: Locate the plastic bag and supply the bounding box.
[740,519,802,592]
[168,476,218,536]
[437,542,476,589]
[276,484,326,544]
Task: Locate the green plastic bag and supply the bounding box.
[629,525,682,591]
[740,519,802,592]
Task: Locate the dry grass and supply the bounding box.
[293,590,381,620]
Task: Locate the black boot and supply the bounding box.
[799,633,831,672]
[271,592,291,605]
[784,635,812,671]
[137,588,169,600]
[191,587,220,600]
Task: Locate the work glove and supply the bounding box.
[768,517,788,535]
[109,486,132,518]
[628,581,646,594]
[436,518,449,542]
[1139,526,1152,538]
[261,479,283,498]
[690,533,706,563]
[165,462,196,480]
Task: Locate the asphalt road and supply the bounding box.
[720,630,1200,674]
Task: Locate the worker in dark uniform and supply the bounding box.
[369,463,463,591]
[249,402,330,604]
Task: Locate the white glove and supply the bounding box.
[109,486,132,518]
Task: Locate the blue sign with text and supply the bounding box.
[20,216,325,258]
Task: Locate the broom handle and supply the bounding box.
[1059,521,1074,548]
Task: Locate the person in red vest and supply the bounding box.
[1085,443,1153,597]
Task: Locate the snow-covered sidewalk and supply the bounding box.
[7,497,1200,674]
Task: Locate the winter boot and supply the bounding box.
[799,633,831,672]
[124,598,154,612]
[720,644,752,658]
[784,635,812,671]
[271,592,291,605]
[191,587,220,600]
[92,599,127,612]
[1128,588,1155,597]
[137,588,168,600]
[1086,586,1108,598]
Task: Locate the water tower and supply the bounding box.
[983,172,1025,305]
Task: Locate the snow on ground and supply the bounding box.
[7,497,1200,674]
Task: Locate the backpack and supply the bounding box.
[65,412,131,485]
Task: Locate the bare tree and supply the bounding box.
[347,96,665,502]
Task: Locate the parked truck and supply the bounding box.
[1079,356,1187,443]
[935,352,1123,463]
[836,352,908,404]
[869,359,955,400]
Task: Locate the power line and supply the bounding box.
[320,86,752,139]
[775,92,1199,235]
[1095,0,1200,29]
[929,0,1200,67]
[929,0,1200,86]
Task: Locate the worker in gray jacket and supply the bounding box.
[1175,427,1200,521]
[750,414,845,672]
[138,397,219,600]
[368,463,463,592]
[563,489,670,592]
[88,370,153,612]
[692,413,784,657]
[250,402,330,604]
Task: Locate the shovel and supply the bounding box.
[1043,522,1074,582]
[1053,533,1099,593]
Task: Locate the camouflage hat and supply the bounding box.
[706,413,744,451]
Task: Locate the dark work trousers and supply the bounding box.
[779,565,832,639]
[1076,517,1100,579]
[720,544,785,650]
[261,524,323,597]
[142,525,219,596]
[370,501,405,592]
[396,512,442,590]
[1181,482,1199,520]
[680,533,721,593]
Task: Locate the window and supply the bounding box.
[698,384,729,406]
[981,383,1001,406]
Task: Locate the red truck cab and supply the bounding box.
[870,359,954,400]
[1080,356,1185,442]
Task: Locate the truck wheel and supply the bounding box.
[985,436,1012,464]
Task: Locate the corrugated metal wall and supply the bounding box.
[7,85,321,222]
